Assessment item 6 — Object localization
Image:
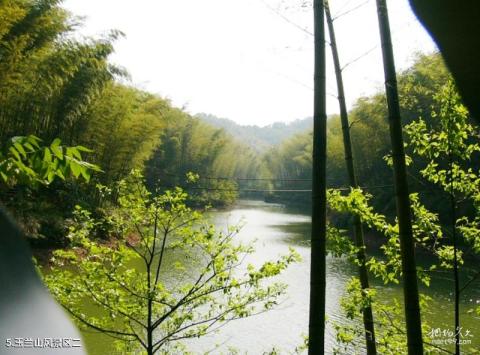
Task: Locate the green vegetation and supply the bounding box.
[326,73,480,354]
[45,171,300,354]
[198,113,312,152]
[262,53,451,211]
[1,1,479,354]
[0,0,259,245]
[0,135,100,187]
[0,3,295,352]
[261,52,479,353]
[145,117,262,207]
[327,100,480,350]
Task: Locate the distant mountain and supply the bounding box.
[196,113,312,152]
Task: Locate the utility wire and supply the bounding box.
[259,0,373,36]
[332,0,372,21]
[162,172,312,182]
[340,45,379,71]
[254,0,382,90]
[178,186,313,193]
[160,173,442,189]
[156,179,395,193]
[157,183,444,194]
[333,0,357,14]
[157,173,446,195]
[258,0,313,36]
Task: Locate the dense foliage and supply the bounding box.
[3,1,479,354]
[262,53,452,210]
[0,0,259,244]
[259,52,480,353]
[198,113,312,152]
[0,135,100,187]
[145,116,262,207]
[45,171,299,354]
[324,76,480,354]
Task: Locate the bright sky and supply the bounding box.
[62,0,437,126]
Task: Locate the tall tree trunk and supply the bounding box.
[324,2,377,353]
[308,0,327,353]
[147,269,153,355]
[147,233,154,355]
[375,1,423,353]
[451,180,460,355]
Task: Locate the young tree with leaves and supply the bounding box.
[45,171,299,354]
[327,81,480,354]
[405,82,480,354]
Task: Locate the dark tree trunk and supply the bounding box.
[452,189,460,355]
[308,0,327,354]
[324,2,377,353]
[375,0,423,353]
[147,276,154,355]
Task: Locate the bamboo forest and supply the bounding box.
[1,0,479,354]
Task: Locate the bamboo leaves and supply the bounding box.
[0,135,101,186]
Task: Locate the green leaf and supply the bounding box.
[79,166,91,182]
[9,147,21,161]
[51,138,62,148]
[56,170,65,180]
[0,172,7,182]
[24,142,36,152]
[76,145,94,153]
[51,144,63,159]
[67,147,82,160]
[70,162,82,178]
[13,142,27,158]
[47,171,56,183]
[27,135,42,147]
[43,148,52,163]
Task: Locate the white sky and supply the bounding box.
[62,0,437,126]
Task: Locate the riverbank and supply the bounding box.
[53,199,478,354]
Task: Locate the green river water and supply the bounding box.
[76,199,479,354]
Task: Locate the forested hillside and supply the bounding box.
[262,53,453,210]
[2,1,479,354]
[0,0,258,244]
[197,113,312,151]
[198,53,453,212]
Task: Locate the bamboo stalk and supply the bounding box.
[308,0,327,353]
[375,1,423,353]
[324,1,377,353]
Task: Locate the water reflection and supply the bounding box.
[191,199,351,354]
[82,199,479,354]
